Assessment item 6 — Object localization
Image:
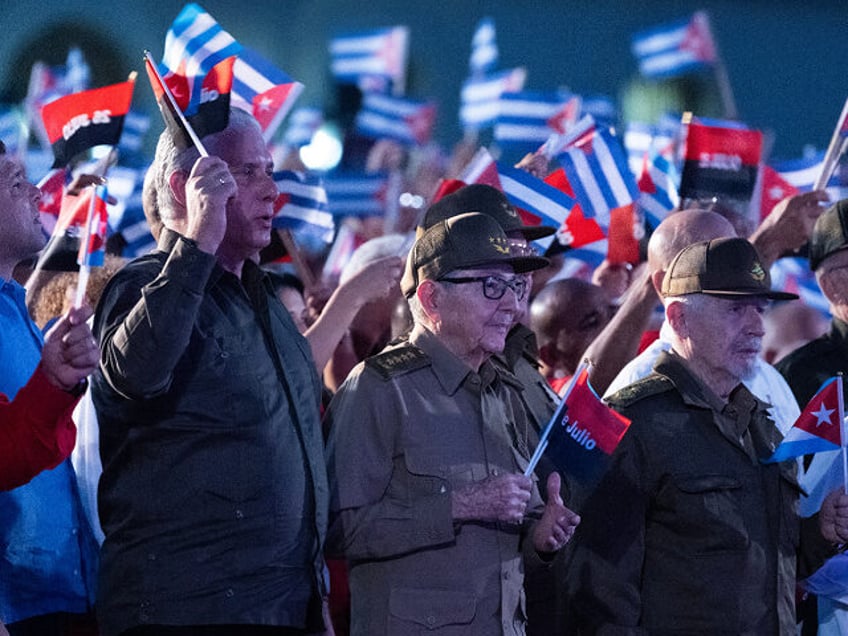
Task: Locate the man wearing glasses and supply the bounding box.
[324,212,580,635]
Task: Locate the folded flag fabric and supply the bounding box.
[631,11,717,79]
[460,67,526,130]
[145,53,235,150]
[556,127,640,227]
[678,117,762,203]
[329,26,409,89]
[233,45,303,142]
[469,17,498,76]
[161,3,241,116]
[542,367,632,509]
[40,78,136,168]
[354,92,436,146]
[764,376,842,463]
[273,170,335,244]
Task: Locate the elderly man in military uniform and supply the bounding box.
[566,237,848,635]
[324,212,580,635]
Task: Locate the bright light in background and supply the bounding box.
[300,123,343,171]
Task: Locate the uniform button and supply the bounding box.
[235,509,244,519]
[491,468,499,477]
[221,351,230,359]
[439,485,447,494]
[427,615,436,626]
[225,588,235,598]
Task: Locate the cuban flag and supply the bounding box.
[580,94,618,129]
[540,113,596,160]
[329,26,409,90]
[233,46,303,142]
[117,110,151,159]
[273,171,335,244]
[556,127,640,227]
[160,3,241,116]
[283,107,323,148]
[769,257,831,318]
[637,151,680,229]
[765,377,843,463]
[469,17,498,76]
[631,11,717,80]
[624,118,679,176]
[323,171,387,217]
[460,67,526,130]
[496,163,575,251]
[459,146,501,188]
[354,92,436,146]
[77,185,110,268]
[494,90,577,149]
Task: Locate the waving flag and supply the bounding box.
[769,257,831,317]
[469,17,498,76]
[40,78,136,168]
[233,46,303,142]
[765,377,843,463]
[118,110,151,160]
[496,163,574,251]
[145,53,235,150]
[637,151,680,228]
[160,3,241,116]
[77,185,109,268]
[329,26,409,90]
[632,11,717,79]
[283,107,323,148]
[323,171,388,217]
[494,90,577,148]
[273,171,335,244]
[557,127,640,227]
[526,366,631,509]
[460,67,526,130]
[758,165,800,220]
[459,146,501,188]
[678,118,762,203]
[354,92,436,146]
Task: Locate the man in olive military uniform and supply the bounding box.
[566,237,848,634]
[324,212,580,635]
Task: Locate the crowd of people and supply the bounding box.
[4,79,848,636]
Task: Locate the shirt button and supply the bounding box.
[71,528,78,535]
[427,615,436,626]
[491,468,499,477]
[221,351,230,359]
[147,552,157,561]
[235,509,244,519]
[225,588,235,598]
[439,485,446,494]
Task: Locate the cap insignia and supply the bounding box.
[750,261,765,282]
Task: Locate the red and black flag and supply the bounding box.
[40,77,135,168]
[678,117,762,203]
[144,54,235,151]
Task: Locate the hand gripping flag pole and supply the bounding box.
[524,359,591,477]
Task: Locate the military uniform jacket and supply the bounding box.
[324,327,544,636]
[567,350,831,635]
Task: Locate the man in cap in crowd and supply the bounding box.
[777,199,848,634]
[566,237,848,634]
[324,212,580,635]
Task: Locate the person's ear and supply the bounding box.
[417,280,441,322]
[666,299,688,338]
[168,170,189,208]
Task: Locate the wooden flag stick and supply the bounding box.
[277,228,316,291]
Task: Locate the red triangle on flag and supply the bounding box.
[759,165,799,221]
[794,378,841,446]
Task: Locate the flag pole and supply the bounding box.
[524,358,592,477]
[276,228,316,291]
[700,11,738,121]
[813,96,848,191]
[143,51,209,158]
[838,373,847,495]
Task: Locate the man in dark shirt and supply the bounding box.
[92,109,329,636]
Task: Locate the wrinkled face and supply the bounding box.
[0,156,44,268]
[679,295,768,388]
[208,125,278,263]
[434,264,525,364]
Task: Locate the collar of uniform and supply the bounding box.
[653,349,734,412]
[410,327,482,395]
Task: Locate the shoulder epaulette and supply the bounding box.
[607,374,675,408]
[365,344,430,380]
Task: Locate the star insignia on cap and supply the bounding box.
[750,262,765,281]
[502,202,517,217]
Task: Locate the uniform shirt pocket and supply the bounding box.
[388,587,477,633]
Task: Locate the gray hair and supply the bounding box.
[152,108,259,225]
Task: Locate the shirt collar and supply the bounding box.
[410,326,493,395]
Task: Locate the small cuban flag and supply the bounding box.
[764,376,843,463]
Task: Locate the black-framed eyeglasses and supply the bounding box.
[439,275,528,301]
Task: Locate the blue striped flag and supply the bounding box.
[769,257,831,318]
[329,26,409,89]
[117,110,151,160]
[580,94,618,129]
[323,171,388,217]
[496,163,575,251]
[233,46,303,142]
[283,107,323,148]
[631,11,717,80]
[77,185,109,268]
[469,17,498,76]
[355,92,436,146]
[771,151,840,192]
[273,171,335,244]
[161,3,242,116]
[557,127,640,227]
[460,67,526,130]
[494,90,576,149]
[636,151,680,229]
